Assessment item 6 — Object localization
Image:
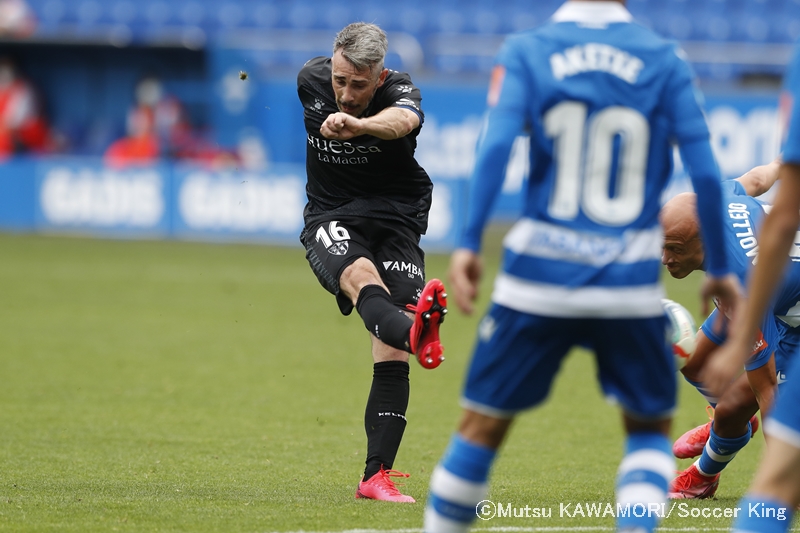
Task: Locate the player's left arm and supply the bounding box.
[355,106,421,140]
[735,156,782,197]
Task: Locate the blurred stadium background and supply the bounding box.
[0,2,780,529]
[0,0,790,250]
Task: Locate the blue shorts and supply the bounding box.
[701,309,796,380]
[460,304,676,420]
[701,308,779,372]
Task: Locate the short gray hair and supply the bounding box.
[332,22,388,76]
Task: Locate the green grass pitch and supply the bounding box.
[0,231,767,532]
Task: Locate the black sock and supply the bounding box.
[355,285,412,352]
[363,361,410,480]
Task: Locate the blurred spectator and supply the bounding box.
[104,75,188,168]
[0,56,51,159]
[105,75,239,169]
[136,76,194,158]
[103,101,160,168]
[0,0,35,38]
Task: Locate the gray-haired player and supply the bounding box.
[297,22,447,503]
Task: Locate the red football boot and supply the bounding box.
[668,464,720,499]
[673,420,712,459]
[407,278,447,369]
[355,466,416,503]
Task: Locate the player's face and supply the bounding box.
[331,49,387,117]
[662,235,704,279]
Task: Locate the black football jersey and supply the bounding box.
[297,56,432,233]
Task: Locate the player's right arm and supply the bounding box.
[680,140,742,316]
[666,47,742,315]
[450,40,528,314]
[449,96,524,313]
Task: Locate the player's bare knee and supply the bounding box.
[371,335,409,363]
[340,258,388,304]
[459,410,512,449]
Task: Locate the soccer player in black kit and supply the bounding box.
[297,22,448,503]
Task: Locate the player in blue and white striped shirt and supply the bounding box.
[708,38,800,533]
[424,2,741,532]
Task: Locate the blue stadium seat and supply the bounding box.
[286,1,317,30]
[46,0,72,24]
[110,1,137,24]
[664,13,693,40]
[35,0,66,26]
[178,1,206,27]
[253,2,281,28]
[142,1,173,27]
[430,4,466,34]
[647,7,685,40]
[732,1,772,42]
[217,2,245,28]
[507,10,540,33]
[318,2,352,31]
[76,0,103,25]
[395,4,429,37]
[228,0,261,28]
[690,2,731,42]
[21,0,800,82]
[783,2,800,41]
[360,5,396,30]
[527,0,562,20]
[469,6,502,34]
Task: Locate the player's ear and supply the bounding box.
[376,68,388,88]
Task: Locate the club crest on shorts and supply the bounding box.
[327,241,349,255]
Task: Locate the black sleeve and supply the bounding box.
[376,71,424,124]
[297,56,332,108]
[297,57,337,133]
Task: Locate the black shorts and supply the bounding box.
[300,215,426,316]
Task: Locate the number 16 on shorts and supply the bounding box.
[316,220,351,255]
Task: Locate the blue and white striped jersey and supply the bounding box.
[460,1,729,318]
